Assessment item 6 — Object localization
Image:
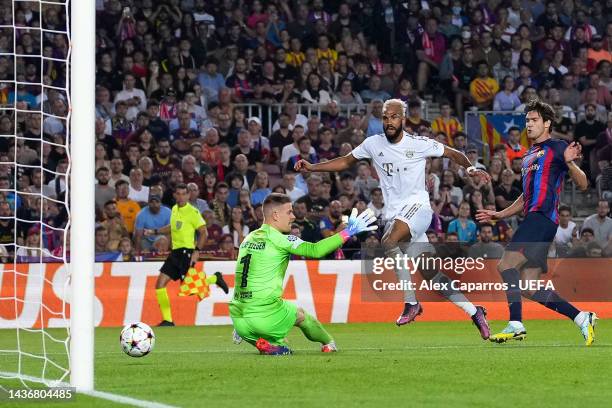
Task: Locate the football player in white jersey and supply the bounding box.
[295,99,491,339]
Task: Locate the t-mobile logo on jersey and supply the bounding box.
[382,163,394,176]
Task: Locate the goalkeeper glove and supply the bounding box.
[343,208,378,237]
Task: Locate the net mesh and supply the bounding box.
[0,0,71,388]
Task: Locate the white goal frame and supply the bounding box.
[69,0,95,392]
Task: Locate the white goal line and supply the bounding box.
[0,371,178,408]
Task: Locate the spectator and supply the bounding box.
[551,205,578,257]
[171,109,205,154]
[493,49,517,84]
[505,127,527,168]
[187,182,209,214]
[94,226,110,253]
[334,79,363,105]
[95,166,115,211]
[578,88,608,123]
[493,76,521,111]
[270,111,293,160]
[231,154,257,190]
[468,224,504,258]
[246,117,270,163]
[201,128,221,165]
[222,207,249,249]
[286,136,318,173]
[282,172,306,202]
[133,194,171,253]
[302,175,329,213]
[575,104,606,180]
[151,138,179,181]
[44,158,68,200]
[100,200,129,251]
[367,187,385,220]
[431,101,463,141]
[581,200,612,248]
[321,101,348,131]
[114,73,147,121]
[209,182,232,226]
[415,17,447,93]
[232,129,262,165]
[280,125,313,166]
[181,154,204,192]
[108,157,130,188]
[250,171,272,206]
[441,170,464,205]
[447,201,478,243]
[128,168,150,205]
[320,200,344,238]
[495,169,522,211]
[271,100,308,132]
[116,237,135,262]
[301,72,332,104]
[198,58,225,103]
[360,75,391,103]
[405,100,431,134]
[469,61,499,110]
[114,180,140,235]
[473,30,501,69]
[292,198,322,242]
[354,161,379,201]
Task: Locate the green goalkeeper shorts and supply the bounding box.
[230,300,298,346]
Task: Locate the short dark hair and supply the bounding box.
[115,180,129,188]
[263,192,291,211]
[525,99,555,125]
[215,182,229,192]
[175,183,188,192]
[581,227,594,235]
[508,126,521,133]
[558,205,571,214]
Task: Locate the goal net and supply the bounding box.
[0,0,94,391]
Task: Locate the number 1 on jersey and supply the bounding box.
[239,254,251,288]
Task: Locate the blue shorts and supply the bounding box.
[506,212,558,272]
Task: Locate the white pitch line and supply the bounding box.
[0,371,178,408]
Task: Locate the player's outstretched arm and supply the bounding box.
[476,194,524,222]
[442,145,491,182]
[294,153,358,173]
[285,208,378,258]
[564,142,588,191]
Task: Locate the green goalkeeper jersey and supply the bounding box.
[229,224,344,317]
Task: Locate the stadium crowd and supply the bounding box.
[0,0,610,262]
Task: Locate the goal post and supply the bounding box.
[69,0,95,392]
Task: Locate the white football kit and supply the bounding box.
[352,132,444,242]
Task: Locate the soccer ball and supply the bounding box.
[120,322,155,357]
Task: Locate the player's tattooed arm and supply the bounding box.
[564,142,588,191]
[294,153,358,173]
[442,145,491,182]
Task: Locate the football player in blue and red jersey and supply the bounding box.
[477,99,598,346]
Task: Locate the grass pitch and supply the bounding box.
[0,320,610,407]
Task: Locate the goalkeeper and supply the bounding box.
[230,193,378,355]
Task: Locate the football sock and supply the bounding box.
[155,287,173,322]
[431,272,478,316]
[532,289,580,320]
[298,313,333,345]
[205,274,217,284]
[385,246,417,304]
[501,268,522,322]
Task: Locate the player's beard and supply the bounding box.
[384,125,403,143]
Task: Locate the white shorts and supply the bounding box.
[385,200,435,257]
